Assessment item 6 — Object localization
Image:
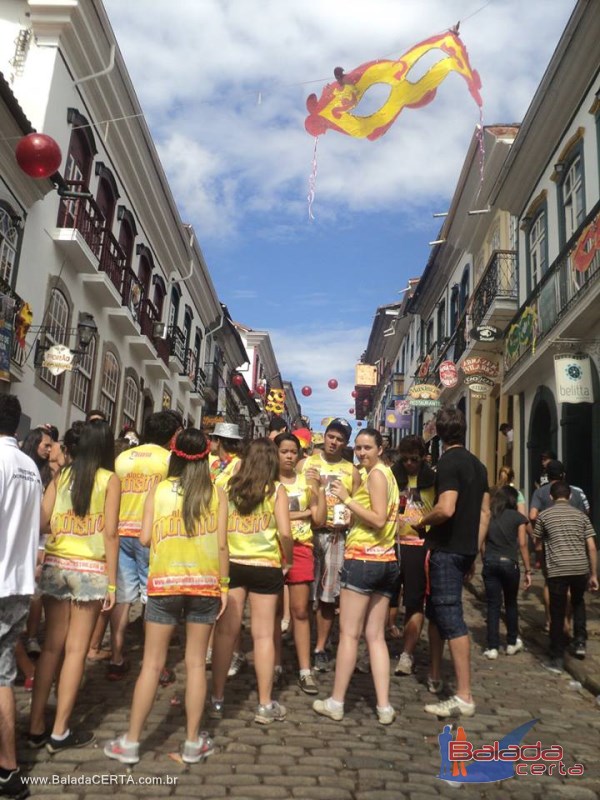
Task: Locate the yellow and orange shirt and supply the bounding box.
[281,473,313,547]
[227,489,281,567]
[46,467,113,574]
[300,453,354,530]
[345,463,399,562]
[147,478,220,597]
[115,444,170,537]
[397,476,435,546]
[213,455,241,489]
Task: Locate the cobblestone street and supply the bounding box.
[15,573,600,800]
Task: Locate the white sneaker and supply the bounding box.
[228,651,246,677]
[506,638,523,656]
[394,652,414,675]
[313,697,344,721]
[181,733,214,764]
[376,705,396,725]
[483,648,499,660]
[425,695,475,718]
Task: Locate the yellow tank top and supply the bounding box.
[397,475,435,546]
[227,488,281,567]
[281,473,313,547]
[115,444,170,537]
[147,478,220,597]
[46,467,113,573]
[214,455,240,489]
[300,453,354,530]
[345,463,399,561]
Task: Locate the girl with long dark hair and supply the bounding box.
[28,421,119,753]
[482,485,531,659]
[211,438,293,725]
[105,428,228,765]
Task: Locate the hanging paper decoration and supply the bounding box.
[328,378,338,390]
[305,29,481,141]
[15,133,62,179]
[265,388,286,414]
[293,427,313,448]
[301,386,312,397]
[14,302,33,349]
[321,416,334,427]
[571,213,599,273]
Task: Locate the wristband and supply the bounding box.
[219,577,231,586]
[220,586,230,594]
[107,584,116,592]
[342,497,351,506]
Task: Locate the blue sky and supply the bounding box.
[103,0,574,431]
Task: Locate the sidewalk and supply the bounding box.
[466,565,600,698]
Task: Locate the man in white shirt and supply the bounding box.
[0,395,42,800]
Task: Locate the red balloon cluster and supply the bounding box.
[301,386,312,397]
[15,133,62,179]
[232,373,244,387]
[328,379,338,390]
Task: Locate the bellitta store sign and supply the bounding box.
[554,353,594,404]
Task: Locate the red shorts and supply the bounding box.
[285,542,314,584]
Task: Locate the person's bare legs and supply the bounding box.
[183,622,212,742]
[0,687,17,770]
[87,612,111,660]
[52,600,101,736]
[25,596,43,643]
[127,622,173,742]
[364,594,392,709]
[428,621,444,683]
[402,610,424,656]
[248,592,279,705]
[211,587,246,701]
[29,597,70,736]
[15,640,35,682]
[290,583,312,671]
[274,591,283,669]
[109,602,131,665]
[331,589,370,703]
[447,634,472,704]
[315,602,335,652]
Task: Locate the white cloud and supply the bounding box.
[269,322,370,429]
[104,0,573,241]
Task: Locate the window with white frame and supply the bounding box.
[562,154,585,241]
[122,375,139,429]
[40,289,70,391]
[71,336,96,412]
[529,210,547,287]
[98,351,120,426]
[0,207,18,284]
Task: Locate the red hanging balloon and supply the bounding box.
[232,373,244,387]
[301,386,312,397]
[15,133,62,179]
[351,390,357,399]
[256,384,266,395]
[348,408,355,415]
[248,389,255,398]
[357,421,363,427]
[327,379,338,390]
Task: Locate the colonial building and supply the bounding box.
[0,0,262,435]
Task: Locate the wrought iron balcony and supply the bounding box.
[57,182,104,257]
[471,250,518,330]
[99,228,128,294]
[169,325,188,372]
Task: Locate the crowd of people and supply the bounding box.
[0,395,597,799]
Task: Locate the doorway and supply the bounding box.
[527,386,557,495]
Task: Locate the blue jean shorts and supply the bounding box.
[117,537,150,604]
[0,596,30,686]
[145,595,220,625]
[40,563,107,602]
[340,558,400,599]
[425,550,475,640]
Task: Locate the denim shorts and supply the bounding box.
[40,563,107,602]
[117,537,150,604]
[340,558,400,599]
[145,595,220,625]
[0,596,30,686]
[425,550,475,640]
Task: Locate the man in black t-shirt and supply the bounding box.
[417,407,490,718]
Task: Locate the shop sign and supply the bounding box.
[42,344,74,376]
[408,383,440,401]
[571,213,599,273]
[439,360,458,388]
[470,324,503,342]
[464,375,495,395]
[554,353,594,404]
[418,354,432,378]
[355,363,377,386]
[461,356,499,378]
[409,398,442,408]
[202,415,225,429]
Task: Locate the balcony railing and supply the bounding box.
[121,267,143,323]
[0,276,26,367]
[57,182,104,257]
[99,229,128,294]
[204,361,223,397]
[470,250,518,330]
[191,365,206,394]
[435,315,467,371]
[169,325,188,372]
[505,201,600,375]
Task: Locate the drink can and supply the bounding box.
[333,503,347,527]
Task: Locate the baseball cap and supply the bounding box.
[325,417,352,442]
[546,459,564,480]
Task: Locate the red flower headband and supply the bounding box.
[170,443,211,461]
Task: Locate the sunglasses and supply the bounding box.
[400,455,421,463]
